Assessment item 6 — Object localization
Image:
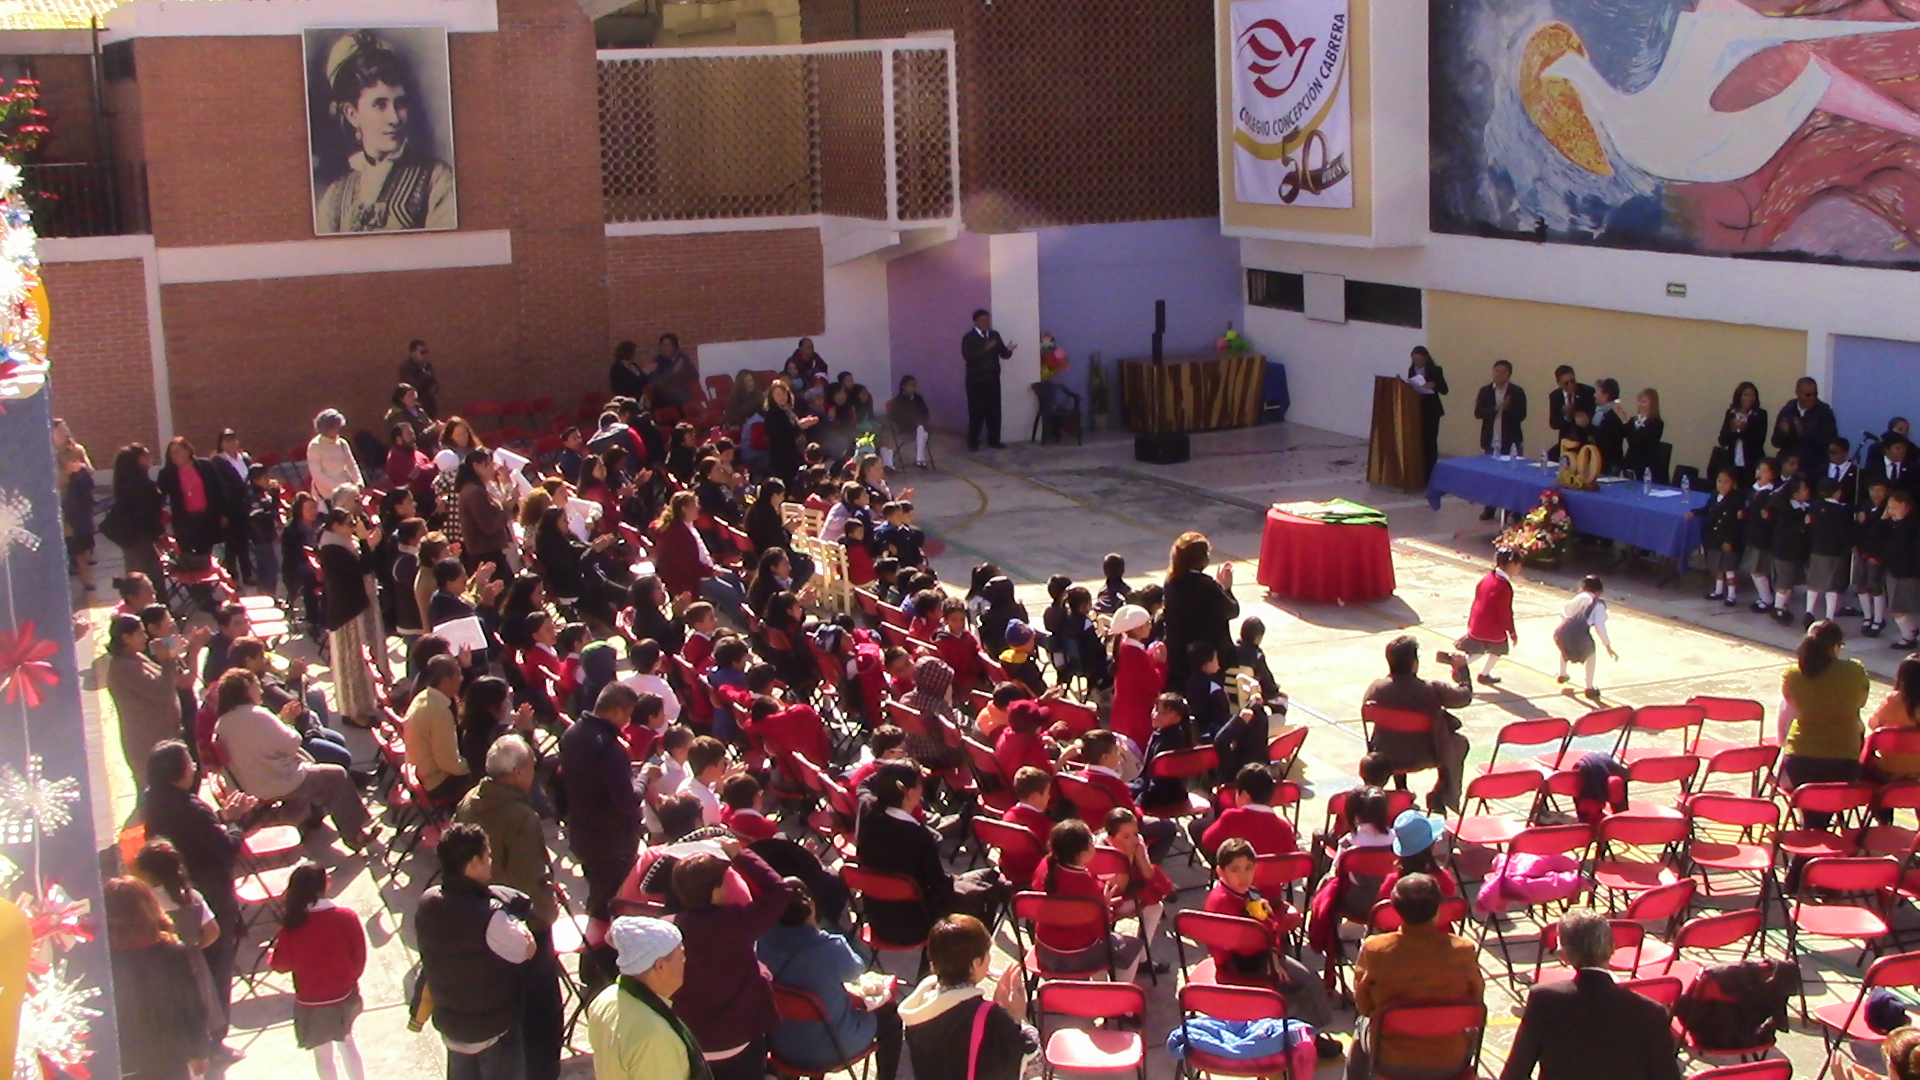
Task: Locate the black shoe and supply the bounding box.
[1144,960,1170,976]
[1479,506,1497,521]
[1752,601,1773,614]
[1893,638,1918,650]
[1316,1033,1345,1061]
[1477,674,1501,686]
[987,441,1007,449]
[1585,687,1602,702]
[1840,605,1864,618]
[1725,595,1739,607]
[1804,613,1818,629]
[1865,622,1884,638]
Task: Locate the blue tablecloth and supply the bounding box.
[1427,456,1711,567]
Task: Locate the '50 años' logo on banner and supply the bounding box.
[1230,0,1353,208]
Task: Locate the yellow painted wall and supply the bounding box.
[1426,292,1809,474]
[1217,0,1373,237]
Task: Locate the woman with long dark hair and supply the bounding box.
[624,573,685,654]
[268,862,368,1080]
[533,504,623,628]
[1717,381,1767,485]
[1867,655,1920,792]
[1406,346,1449,483]
[455,449,516,572]
[1159,531,1238,689]
[54,419,97,591]
[759,377,818,484]
[105,612,184,788]
[743,478,813,588]
[1779,620,1869,830]
[131,840,223,1051]
[107,442,166,581]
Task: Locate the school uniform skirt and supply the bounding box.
[1701,545,1742,575]
[293,990,362,1049]
[1455,634,1508,657]
[1808,554,1850,594]
[1740,545,1775,578]
[1853,554,1887,594]
[1889,574,1920,614]
[1771,556,1806,591]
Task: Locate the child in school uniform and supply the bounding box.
[1770,476,1815,625]
[840,517,877,587]
[1099,807,1173,972]
[1697,469,1747,606]
[1000,767,1055,884]
[1204,838,1339,1056]
[1856,478,1893,637]
[1095,553,1132,614]
[682,602,720,672]
[1885,491,1920,649]
[1457,549,1521,686]
[267,863,367,1080]
[1030,820,1144,981]
[1743,459,1782,612]
[934,597,989,694]
[1553,575,1618,702]
[718,773,779,842]
[1809,479,1856,626]
[998,621,1047,696]
[1075,728,1178,861]
[1182,640,1233,738]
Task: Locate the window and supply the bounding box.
[104,41,135,81]
[1344,279,1423,328]
[1247,269,1304,312]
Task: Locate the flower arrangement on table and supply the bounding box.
[1496,488,1573,564]
[1038,333,1068,381]
[1215,323,1247,355]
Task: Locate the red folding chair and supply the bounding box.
[1689,1063,1791,1080]
[1362,704,1436,787]
[1176,983,1294,1080]
[1687,695,1772,758]
[1452,768,1543,851]
[1036,980,1146,1080]
[768,983,880,1079]
[1056,771,1120,823]
[1656,906,1766,987]
[1618,704,1707,764]
[1014,893,1116,992]
[1623,753,1701,819]
[1367,896,1468,935]
[1251,852,1313,947]
[1267,726,1308,779]
[1860,777,1920,858]
[1046,697,1099,740]
[974,815,1046,884]
[1536,705,1635,771]
[1172,909,1273,989]
[961,736,1017,815]
[1478,824,1593,981]
[1686,794,1781,907]
[1786,856,1900,1021]
[1811,950,1920,1079]
[1369,1001,1486,1080]
[1776,782,1875,867]
[1529,918,1650,986]
[1605,878,1696,975]
[1590,814,1687,912]
[1322,788,1417,847]
[842,864,931,955]
[1139,746,1217,832]
[1697,743,1781,800]
[1617,974,1684,1012]
[1481,717,1570,776]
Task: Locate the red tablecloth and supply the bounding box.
[1255,509,1395,604]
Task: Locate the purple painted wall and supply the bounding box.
[1035,217,1243,412]
[886,233,991,432]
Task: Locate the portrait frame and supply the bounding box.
[302,25,458,237]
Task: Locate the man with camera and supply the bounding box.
[1361,636,1474,813]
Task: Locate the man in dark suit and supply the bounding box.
[1772,376,1840,474]
[960,308,1015,451]
[1547,364,1596,443]
[1473,360,1529,519]
[1500,910,1681,1080]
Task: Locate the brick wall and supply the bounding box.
[27,55,101,163]
[41,258,159,451]
[159,266,521,457]
[605,229,825,348]
[136,33,511,247]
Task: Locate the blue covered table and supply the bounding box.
[1427,456,1711,568]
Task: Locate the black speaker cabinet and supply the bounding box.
[1134,432,1190,465]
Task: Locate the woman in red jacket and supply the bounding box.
[1105,604,1164,752]
[651,490,750,626]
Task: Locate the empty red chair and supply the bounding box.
[1622,753,1701,819]
[1453,768,1542,851]
[1655,906,1765,988]
[1685,794,1779,904]
[1811,950,1920,1074]
[1776,782,1875,864]
[1536,705,1634,771]
[1267,726,1308,778]
[1697,742,1781,800]
[1786,856,1900,1019]
[1861,778,1920,857]
[1590,814,1687,911]
[1687,695,1771,758]
[1617,704,1707,764]
[1481,717,1570,776]
[1036,980,1145,1080]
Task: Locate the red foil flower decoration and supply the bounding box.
[0,621,58,708]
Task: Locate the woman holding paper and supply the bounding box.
[534,505,623,629]
[454,450,517,575]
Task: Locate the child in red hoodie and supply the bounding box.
[719,773,780,841]
[993,699,1056,783]
[268,862,368,1080]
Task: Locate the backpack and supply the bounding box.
[1673,960,1799,1051]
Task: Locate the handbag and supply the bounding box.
[99,505,140,549]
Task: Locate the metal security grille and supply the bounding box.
[599,37,958,228]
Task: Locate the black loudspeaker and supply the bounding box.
[1135,432,1190,465]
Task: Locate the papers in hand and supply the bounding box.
[566,497,601,542]
[436,615,488,654]
[492,447,534,497]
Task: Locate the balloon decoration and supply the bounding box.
[0,131,115,1080]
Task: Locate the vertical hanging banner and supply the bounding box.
[1230,0,1353,208]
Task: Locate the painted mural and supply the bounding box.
[1431,0,1920,267]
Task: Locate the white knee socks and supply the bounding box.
[1584,656,1599,691]
[1824,592,1840,620]
[881,447,896,470]
[1898,613,1919,641]
[1480,653,1499,676]
[1753,575,1771,605]
[314,1038,365,1080]
[1872,595,1888,625]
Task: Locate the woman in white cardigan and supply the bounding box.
[305,409,363,502]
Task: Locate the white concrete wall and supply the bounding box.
[696,249,895,392]
[990,232,1043,442]
[1242,303,1423,440]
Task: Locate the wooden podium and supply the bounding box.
[1367,375,1423,489]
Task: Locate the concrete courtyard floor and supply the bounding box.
[72,419,1908,1079]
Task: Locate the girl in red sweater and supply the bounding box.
[268,862,367,1080]
[1457,548,1522,686]
[1099,807,1173,972]
[1030,820,1143,982]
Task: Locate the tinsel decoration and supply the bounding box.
[0,492,34,564]
[0,759,76,848]
[12,963,98,1080]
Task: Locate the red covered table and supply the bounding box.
[1255,508,1396,604]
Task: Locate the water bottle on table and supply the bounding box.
[1641,468,1651,495]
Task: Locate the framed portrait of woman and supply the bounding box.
[303,26,458,236]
